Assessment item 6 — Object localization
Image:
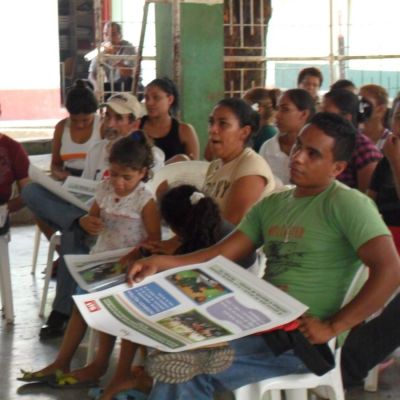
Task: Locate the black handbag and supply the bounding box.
[262,328,335,376]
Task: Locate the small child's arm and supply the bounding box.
[142,199,161,242]
[119,199,161,272]
[79,201,104,235]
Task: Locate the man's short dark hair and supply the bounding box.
[104,21,122,34]
[330,79,356,92]
[309,112,356,162]
[297,67,323,87]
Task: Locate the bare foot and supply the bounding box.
[99,367,152,400]
[63,360,108,383]
[28,361,70,376]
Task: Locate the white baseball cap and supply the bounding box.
[101,92,142,119]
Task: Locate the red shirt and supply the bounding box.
[0,134,29,203]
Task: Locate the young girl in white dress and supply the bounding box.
[80,130,161,252]
[18,131,161,390]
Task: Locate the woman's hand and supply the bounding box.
[79,214,104,235]
[102,41,115,54]
[50,166,70,182]
[126,255,163,285]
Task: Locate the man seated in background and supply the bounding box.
[0,102,30,230]
[0,134,29,223]
[297,66,323,109]
[88,21,141,98]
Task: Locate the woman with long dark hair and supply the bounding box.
[140,77,199,162]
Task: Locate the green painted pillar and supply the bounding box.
[155,3,173,78]
[155,3,224,157]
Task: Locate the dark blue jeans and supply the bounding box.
[22,182,90,316]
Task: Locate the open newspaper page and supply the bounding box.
[73,255,308,352]
[65,247,133,292]
[62,175,97,208]
[28,164,96,212]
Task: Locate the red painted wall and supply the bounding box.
[103,0,111,21]
[0,89,67,121]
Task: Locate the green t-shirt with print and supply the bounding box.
[238,181,390,319]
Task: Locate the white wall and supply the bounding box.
[0,0,60,90]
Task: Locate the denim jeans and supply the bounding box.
[148,335,309,400]
[22,183,90,316]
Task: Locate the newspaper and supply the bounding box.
[63,175,97,207]
[73,255,308,352]
[65,247,133,292]
[28,164,97,212]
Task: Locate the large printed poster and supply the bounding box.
[73,256,308,352]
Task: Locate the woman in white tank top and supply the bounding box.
[51,80,102,180]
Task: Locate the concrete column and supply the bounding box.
[155,2,224,156]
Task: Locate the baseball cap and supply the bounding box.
[100,92,143,119]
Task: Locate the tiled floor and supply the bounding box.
[2,224,106,400]
[1,224,399,399]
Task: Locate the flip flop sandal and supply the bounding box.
[88,387,148,400]
[17,368,61,383]
[47,371,99,389]
[145,346,235,384]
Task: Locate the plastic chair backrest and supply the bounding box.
[147,160,210,194]
[341,264,368,307]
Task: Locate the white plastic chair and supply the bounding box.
[0,227,14,324]
[38,231,61,317]
[362,287,400,392]
[147,160,210,194]
[30,225,61,317]
[364,366,379,392]
[234,341,343,400]
[31,225,42,275]
[85,328,98,363]
[234,266,368,400]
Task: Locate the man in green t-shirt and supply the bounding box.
[128,113,400,400]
